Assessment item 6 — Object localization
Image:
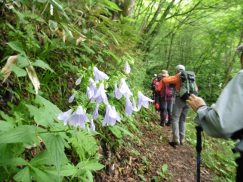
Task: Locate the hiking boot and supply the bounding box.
[180,139,185,145]
[160,122,165,127]
[166,120,171,126]
[169,141,179,148]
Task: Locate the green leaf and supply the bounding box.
[17,55,30,68]
[26,96,61,127]
[33,60,54,72]
[71,131,98,160]
[77,160,104,171]
[0,121,14,132]
[47,164,77,177]
[31,166,56,182]
[41,134,66,174]
[0,157,28,166]
[14,167,31,182]
[10,64,27,77]
[7,41,25,54]
[109,126,123,138]
[0,125,38,144]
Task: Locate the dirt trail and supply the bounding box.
[96,120,214,182]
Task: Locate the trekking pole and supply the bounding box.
[196,126,203,182]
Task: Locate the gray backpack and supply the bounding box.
[179,71,198,100]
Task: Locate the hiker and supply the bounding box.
[151,74,160,111]
[157,70,175,127]
[187,44,243,182]
[160,65,198,147]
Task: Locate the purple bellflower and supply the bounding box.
[93,83,109,105]
[118,78,132,98]
[68,93,75,103]
[114,83,122,99]
[137,91,153,111]
[75,76,82,85]
[124,61,131,74]
[93,104,99,120]
[86,78,97,99]
[103,105,121,126]
[57,109,73,125]
[93,66,109,82]
[125,96,133,115]
[69,106,88,128]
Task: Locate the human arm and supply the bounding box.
[187,94,227,138]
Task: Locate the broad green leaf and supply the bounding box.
[41,133,66,174]
[77,160,104,171]
[0,157,28,166]
[30,151,54,166]
[0,121,14,132]
[7,41,25,54]
[0,125,38,144]
[47,164,77,177]
[10,64,27,77]
[14,167,31,182]
[17,55,30,68]
[31,166,57,182]
[26,96,61,127]
[26,104,52,126]
[33,59,54,72]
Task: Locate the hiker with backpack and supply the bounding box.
[187,44,243,182]
[156,70,175,127]
[159,65,198,147]
[151,74,161,111]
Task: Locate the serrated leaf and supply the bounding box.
[17,55,30,68]
[33,60,54,72]
[77,160,104,171]
[31,166,57,182]
[10,64,27,77]
[41,133,66,175]
[7,41,25,54]
[0,125,38,144]
[14,167,31,182]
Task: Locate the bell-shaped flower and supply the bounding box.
[86,78,97,99]
[118,78,132,98]
[93,104,99,120]
[57,109,73,125]
[124,61,131,74]
[125,96,133,115]
[90,119,96,131]
[68,93,75,103]
[103,105,121,126]
[114,83,122,99]
[137,91,154,111]
[69,106,88,128]
[93,66,109,82]
[93,83,109,105]
[75,76,82,85]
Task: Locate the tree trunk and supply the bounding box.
[143,0,165,34]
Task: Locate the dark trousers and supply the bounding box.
[236,153,243,182]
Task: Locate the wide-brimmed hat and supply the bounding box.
[161,70,169,77]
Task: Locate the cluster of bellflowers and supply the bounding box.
[57,61,153,131]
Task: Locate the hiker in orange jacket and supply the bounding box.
[158,70,175,127]
[160,65,189,147]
